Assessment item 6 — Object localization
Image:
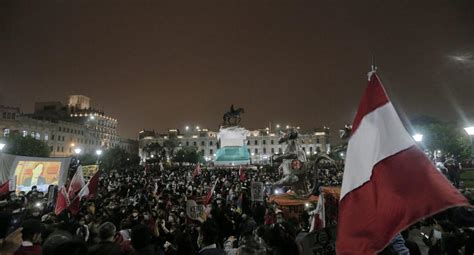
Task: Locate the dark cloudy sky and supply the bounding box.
[1,0,474,139]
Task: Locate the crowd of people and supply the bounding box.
[0,160,473,255]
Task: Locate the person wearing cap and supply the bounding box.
[14,219,42,255]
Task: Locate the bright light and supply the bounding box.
[465,127,474,136]
[274,189,281,195]
[89,116,95,120]
[305,203,310,207]
[276,124,280,128]
[413,134,423,142]
[35,202,42,208]
[185,126,190,131]
[74,148,82,154]
[306,151,310,155]
[340,152,344,157]
[0,143,5,151]
[196,126,200,130]
[213,153,217,157]
[437,150,442,154]
[70,143,75,147]
[150,154,154,158]
[286,125,290,129]
[95,149,102,156]
[251,153,255,156]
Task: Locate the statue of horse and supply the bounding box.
[223,105,245,126]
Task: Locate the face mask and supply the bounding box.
[132,213,138,217]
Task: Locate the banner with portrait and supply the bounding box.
[0,153,71,193]
[251,182,264,202]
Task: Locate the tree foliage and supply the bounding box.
[173,147,203,164]
[78,153,97,165]
[412,116,471,160]
[3,134,50,157]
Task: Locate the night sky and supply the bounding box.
[1,0,474,139]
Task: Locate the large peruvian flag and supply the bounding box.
[336,72,469,254]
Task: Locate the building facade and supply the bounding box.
[138,127,330,165]
[0,95,124,157]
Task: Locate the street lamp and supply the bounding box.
[74,148,82,154]
[185,126,190,131]
[0,143,5,151]
[412,134,423,142]
[276,124,280,129]
[95,149,102,156]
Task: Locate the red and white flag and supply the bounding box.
[204,179,218,205]
[0,180,9,195]
[309,193,325,232]
[78,170,100,199]
[336,72,469,254]
[68,166,85,199]
[192,164,202,179]
[55,186,70,215]
[239,166,246,182]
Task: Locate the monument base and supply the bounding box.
[214,146,250,166]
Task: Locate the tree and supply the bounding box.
[173,147,203,164]
[78,153,97,165]
[101,147,128,171]
[143,142,165,161]
[163,138,178,157]
[3,134,50,157]
[412,116,471,161]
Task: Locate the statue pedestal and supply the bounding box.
[214,126,250,166]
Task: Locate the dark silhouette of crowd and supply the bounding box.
[0,162,473,255]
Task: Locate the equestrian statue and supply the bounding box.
[222,104,245,126]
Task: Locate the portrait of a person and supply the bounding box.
[22,163,47,186]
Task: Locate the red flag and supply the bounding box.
[55,186,70,215]
[192,164,202,179]
[68,166,85,199]
[204,179,218,205]
[78,170,100,199]
[69,196,81,215]
[0,180,9,195]
[336,73,469,254]
[239,166,246,182]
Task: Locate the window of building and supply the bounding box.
[58,127,62,132]
[35,133,40,140]
[61,146,64,152]
[6,113,11,119]
[44,134,48,141]
[254,140,258,145]
[186,141,189,146]
[22,130,27,137]
[51,134,55,140]
[193,141,197,146]
[278,148,282,153]
[316,138,320,143]
[271,140,274,145]
[263,148,266,154]
[56,146,60,152]
[3,128,10,137]
[201,149,204,154]
[247,140,250,145]
[30,131,35,138]
[2,112,6,119]
[201,141,205,146]
[271,148,275,153]
[263,140,266,145]
[210,149,213,155]
[310,147,313,152]
[255,148,258,154]
[50,146,53,152]
[209,141,213,146]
